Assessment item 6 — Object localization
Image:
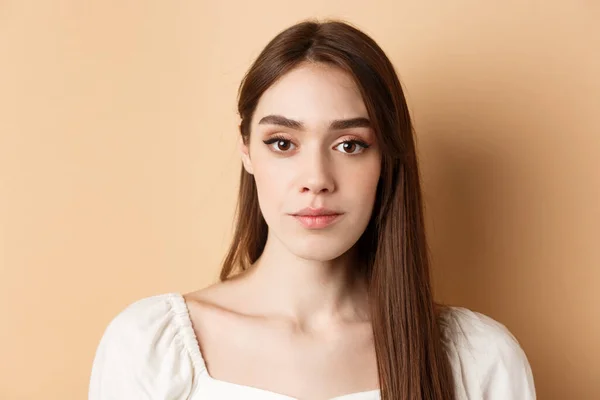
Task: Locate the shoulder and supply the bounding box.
[440,306,537,399]
[100,293,179,332]
[95,293,199,357]
[89,293,203,399]
[440,306,521,348]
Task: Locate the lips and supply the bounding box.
[292,207,342,216]
[291,212,343,229]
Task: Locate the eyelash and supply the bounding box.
[262,134,371,155]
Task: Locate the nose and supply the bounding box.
[299,149,335,194]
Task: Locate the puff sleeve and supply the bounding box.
[443,307,537,400]
[89,294,197,400]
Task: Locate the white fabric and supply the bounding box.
[89,293,536,399]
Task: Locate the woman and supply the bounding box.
[89,19,536,400]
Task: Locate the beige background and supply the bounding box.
[1,1,598,399]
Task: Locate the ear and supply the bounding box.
[239,136,254,175]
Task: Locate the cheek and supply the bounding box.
[348,159,381,201]
[253,162,289,214]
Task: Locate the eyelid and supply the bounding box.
[264,132,369,144]
[337,134,370,144]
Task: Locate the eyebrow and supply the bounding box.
[257,114,371,131]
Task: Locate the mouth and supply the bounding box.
[291,213,343,229]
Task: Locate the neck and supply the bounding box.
[238,233,371,332]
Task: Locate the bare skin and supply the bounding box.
[183,264,379,400]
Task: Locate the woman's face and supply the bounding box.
[240,62,381,261]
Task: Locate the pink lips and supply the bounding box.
[291,207,343,229]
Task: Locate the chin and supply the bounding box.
[285,236,356,262]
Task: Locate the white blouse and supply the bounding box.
[88,293,536,399]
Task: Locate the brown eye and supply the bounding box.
[342,142,357,153]
[262,137,296,152]
[276,140,291,151]
[335,140,369,155]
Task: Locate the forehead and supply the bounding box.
[253,63,368,127]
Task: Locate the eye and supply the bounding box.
[262,136,296,152]
[335,140,370,155]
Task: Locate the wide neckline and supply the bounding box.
[169,292,381,400]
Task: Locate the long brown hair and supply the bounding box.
[219,19,456,400]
